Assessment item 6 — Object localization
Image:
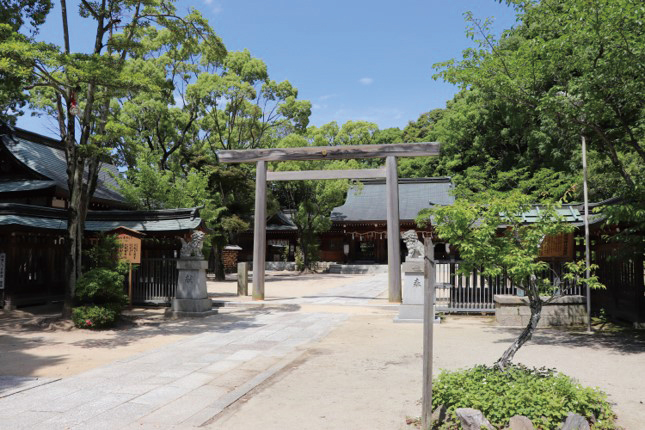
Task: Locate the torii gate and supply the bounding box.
[215,142,440,302]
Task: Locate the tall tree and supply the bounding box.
[109,36,311,280]
[0,0,52,121]
[0,0,223,317]
[419,191,603,369]
[433,0,645,194]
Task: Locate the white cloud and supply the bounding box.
[202,0,222,13]
[358,77,374,86]
[319,94,338,101]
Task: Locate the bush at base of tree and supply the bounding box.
[75,267,128,306]
[72,304,121,329]
[432,364,616,429]
[73,235,129,329]
[73,267,127,330]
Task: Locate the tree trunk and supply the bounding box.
[213,244,225,281]
[62,152,85,318]
[495,295,542,371]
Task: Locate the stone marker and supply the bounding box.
[507,415,534,430]
[561,413,590,430]
[455,408,494,430]
[237,262,249,296]
[395,231,439,324]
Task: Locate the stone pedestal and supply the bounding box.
[494,295,587,327]
[395,260,439,324]
[169,259,217,318]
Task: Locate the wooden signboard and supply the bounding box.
[111,227,143,264]
[109,227,145,307]
[539,233,574,259]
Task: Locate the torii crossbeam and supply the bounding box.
[215,142,440,302]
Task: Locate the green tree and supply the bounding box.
[434,0,645,194]
[419,191,603,370]
[0,0,222,317]
[0,0,52,121]
[402,108,443,143]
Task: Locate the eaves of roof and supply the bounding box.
[0,203,204,232]
[0,126,127,205]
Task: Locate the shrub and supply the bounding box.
[75,266,128,306]
[432,364,616,429]
[72,305,120,329]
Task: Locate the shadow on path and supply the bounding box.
[487,326,645,355]
[66,304,302,349]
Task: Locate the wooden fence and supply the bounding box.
[0,232,66,306]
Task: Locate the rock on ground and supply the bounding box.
[455,408,494,430]
[431,404,447,425]
[561,412,590,430]
[506,415,534,430]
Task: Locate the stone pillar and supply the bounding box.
[395,259,440,323]
[394,259,424,322]
[170,258,216,317]
[237,262,249,296]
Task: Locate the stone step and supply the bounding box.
[328,264,388,274]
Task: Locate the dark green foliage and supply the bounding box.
[432,364,617,429]
[84,234,121,271]
[72,304,120,330]
[0,0,52,33]
[75,267,128,307]
[75,235,127,329]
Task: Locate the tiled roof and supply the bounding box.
[0,180,56,193]
[0,203,203,232]
[330,177,455,222]
[0,128,126,205]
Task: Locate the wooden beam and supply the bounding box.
[252,161,267,300]
[216,142,440,163]
[386,156,402,303]
[266,168,386,181]
[421,238,435,430]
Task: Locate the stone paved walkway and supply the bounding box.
[0,308,349,430]
[261,273,388,306]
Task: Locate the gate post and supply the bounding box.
[386,156,402,303]
[422,237,435,430]
[252,160,267,300]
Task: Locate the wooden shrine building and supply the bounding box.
[0,124,206,308]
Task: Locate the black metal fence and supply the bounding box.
[434,260,584,313]
[131,258,179,305]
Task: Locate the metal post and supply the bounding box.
[582,135,592,332]
[386,156,402,303]
[252,160,267,300]
[422,237,435,429]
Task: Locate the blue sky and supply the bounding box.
[17,0,518,136]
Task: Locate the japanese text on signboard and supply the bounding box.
[116,234,141,264]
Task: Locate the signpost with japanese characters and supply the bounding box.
[109,227,145,307]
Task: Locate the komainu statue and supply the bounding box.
[401,230,424,259]
[180,230,206,259]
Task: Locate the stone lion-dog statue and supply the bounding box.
[401,230,424,259]
[180,230,206,259]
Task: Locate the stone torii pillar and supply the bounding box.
[215,142,441,301]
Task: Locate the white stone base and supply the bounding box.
[168,298,217,318]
